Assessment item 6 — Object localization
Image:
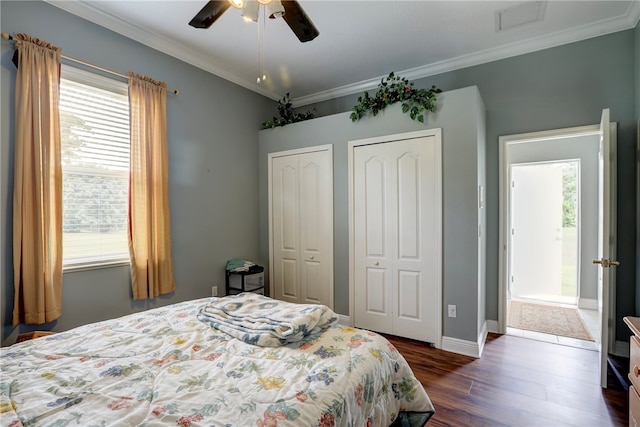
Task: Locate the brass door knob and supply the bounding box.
[592,258,620,268]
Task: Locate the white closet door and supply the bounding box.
[353,135,441,343]
[272,154,301,302]
[270,147,333,308]
[353,144,394,334]
[299,152,332,305]
[393,137,440,343]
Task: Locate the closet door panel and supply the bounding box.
[360,266,392,333]
[281,259,299,299]
[392,136,440,343]
[397,270,420,319]
[299,151,332,305]
[302,260,322,301]
[280,166,298,250]
[272,156,300,302]
[397,152,420,259]
[365,156,387,258]
[354,146,393,333]
[300,159,320,250]
[366,268,388,312]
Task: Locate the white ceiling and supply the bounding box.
[46,0,640,106]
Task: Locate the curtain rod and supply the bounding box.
[1,32,179,95]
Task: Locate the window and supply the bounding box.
[60,66,130,268]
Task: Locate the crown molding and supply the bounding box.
[43,0,281,100]
[44,0,639,106]
[632,0,640,26]
[294,1,640,106]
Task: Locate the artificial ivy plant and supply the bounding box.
[350,72,442,123]
[262,93,315,129]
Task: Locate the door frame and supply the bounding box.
[347,129,443,347]
[498,123,617,354]
[267,144,334,309]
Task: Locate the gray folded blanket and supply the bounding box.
[197,293,338,347]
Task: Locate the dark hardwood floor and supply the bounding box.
[387,333,628,427]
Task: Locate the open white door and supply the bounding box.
[510,163,564,302]
[595,108,618,389]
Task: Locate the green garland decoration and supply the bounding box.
[350,72,442,123]
[262,93,316,129]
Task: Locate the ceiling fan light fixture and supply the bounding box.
[228,0,245,9]
[267,0,285,19]
[189,0,319,43]
[241,0,259,22]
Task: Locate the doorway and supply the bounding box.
[500,129,602,350]
[509,160,580,306]
[499,111,617,389]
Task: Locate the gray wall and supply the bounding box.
[259,87,485,342]
[507,135,600,302]
[0,1,273,345]
[306,29,638,342]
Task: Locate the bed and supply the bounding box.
[0,293,434,426]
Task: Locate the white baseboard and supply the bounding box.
[440,320,490,359]
[441,336,481,358]
[337,314,351,326]
[578,298,598,310]
[486,319,500,334]
[441,326,487,359]
[614,340,629,357]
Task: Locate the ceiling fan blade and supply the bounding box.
[189,1,232,29]
[281,0,319,43]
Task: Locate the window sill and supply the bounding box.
[63,259,130,273]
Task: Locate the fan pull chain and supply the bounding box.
[256,5,261,83]
[262,6,267,82]
[256,4,267,84]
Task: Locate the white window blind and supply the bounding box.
[60,65,130,268]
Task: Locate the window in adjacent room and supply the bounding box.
[59,65,130,269]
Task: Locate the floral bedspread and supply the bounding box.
[0,297,434,427]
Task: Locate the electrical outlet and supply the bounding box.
[211,286,218,297]
[448,304,457,318]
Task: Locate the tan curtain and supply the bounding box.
[12,34,63,326]
[128,72,176,299]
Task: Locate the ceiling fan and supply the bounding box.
[189,0,319,43]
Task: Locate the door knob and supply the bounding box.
[310,256,314,260]
[592,258,620,268]
[374,261,379,266]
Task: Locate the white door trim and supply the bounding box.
[348,129,442,347]
[498,123,617,350]
[267,144,334,308]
